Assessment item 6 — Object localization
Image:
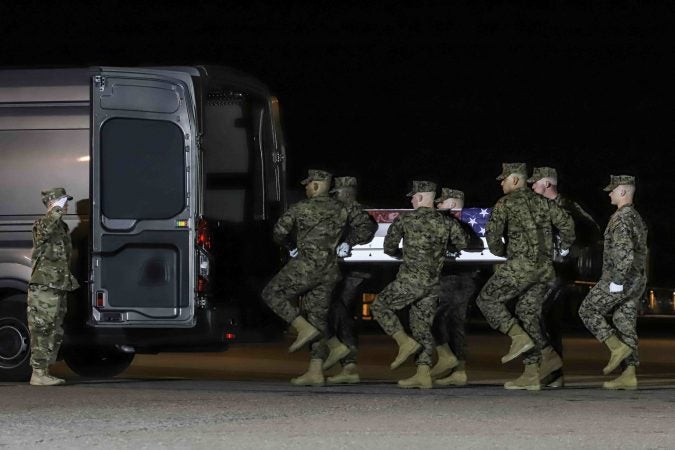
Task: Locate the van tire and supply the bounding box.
[0,293,32,381]
[63,345,135,378]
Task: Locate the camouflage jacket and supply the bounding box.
[30,207,80,291]
[340,200,377,247]
[602,204,648,285]
[487,187,575,262]
[384,207,468,283]
[273,194,370,266]
[556,193,602,248]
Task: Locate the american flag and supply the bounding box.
[460,207,492,237]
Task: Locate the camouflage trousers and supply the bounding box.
[371,277,438,366]
[578,277,645,367]
[327,271,368,365]
[476,259,555,365]
[261,257,341,360]
[27,284,68,370]
[431,272,478,361]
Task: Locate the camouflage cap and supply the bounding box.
[300,169,332,185]
[496,162,528,181]
[527,166,558,184]
[406,180,437,197]
[603,174,635,191]
[435,188,465,203]
[41,187,73,206]
[329,176,358,193]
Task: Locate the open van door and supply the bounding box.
[89,67,198,327]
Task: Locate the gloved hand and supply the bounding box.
[559,248,570,257]
[609,282,624,293]
[446,250,461,259]
[289,248,298,258]
[49,196,68,210]
[336,242,351,258]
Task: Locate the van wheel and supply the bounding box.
[63,346,135,378]
[0,293,32,381]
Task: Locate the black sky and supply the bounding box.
[2,1,675,283]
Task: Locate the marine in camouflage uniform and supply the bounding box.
[27,187,80,386]
[372,180,468,389]
[261,170,374,386]
[579,175,647,389]
[529,166,603,386]
[323,177,377,383]
[476,163,574,390]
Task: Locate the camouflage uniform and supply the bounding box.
[27,188,80,370]
[262,171,373,360]
[476,165,575,365]
[327,177,377,365]
[579,176,648,367]
[372,182,469,366]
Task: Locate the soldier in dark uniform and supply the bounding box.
[528,166,602,387]
[261,169,374,386]
[323,177,377,384]
[430,188,479,386]
[371,181,468,389]
[27,188,80,386]
[579,175,648,390]
[476,163,575,390]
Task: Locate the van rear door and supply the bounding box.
[89,67,197,327]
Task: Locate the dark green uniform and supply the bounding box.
[476,187,574,364]
[579,204,647,367]
[372,207,468,366]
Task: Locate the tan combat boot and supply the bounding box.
[603,365,637,390]
[430,344,459,379]
[30,368,65,386]
[434,361,468,387]
[539,346,564,387]
[602,335,632,375]
[501,323,535,363]
[390,331,421,370]
[288,316,320,353]
[322,337,351,370]
[327,363,360,385]
[398,364,433,389]
[504,364,541,390]
[290,359,325,386]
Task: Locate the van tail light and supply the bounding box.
[197,216,212,250]
[197,275,207,293]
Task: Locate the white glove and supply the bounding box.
[289,248,298,258]
[49,196,68,210]
[559,248,570,257]
[336,242,351,258]
[609,282,624,293]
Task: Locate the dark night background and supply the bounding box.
[2,1,674,284]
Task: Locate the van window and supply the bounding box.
[100,118,185,219]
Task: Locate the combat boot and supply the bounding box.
[30,368,65,386]
[398,364,433,389]
[434,361,468,387]
[501,323,535,364]
[322,337,351,370]
[390,331,421,370]
[504,364,541,390]
[290,359,325,386]
[430,343,459,379]
[602,335,632,375]
[539,346,563,387]
[327,363,360,385]
[603,365,637,390]
[288,316,320,353]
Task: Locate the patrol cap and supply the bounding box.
[603,174,635,192]
[406,180,437,197]
[496,162,528,181]
[527,167,558,184]
[435,188,464,203]
[41,187,73,206]
[330,176,357,193]
[301,169,332,185]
